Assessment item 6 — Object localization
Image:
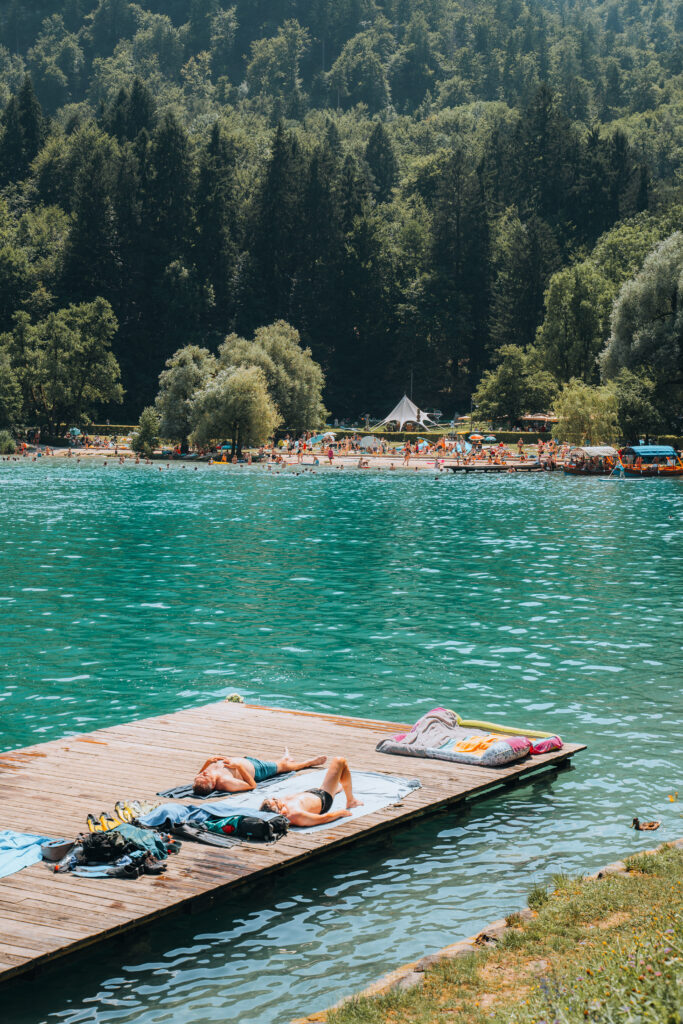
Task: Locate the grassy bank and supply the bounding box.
[329,844,682,1024]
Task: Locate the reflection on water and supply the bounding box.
[1,462,682,1024]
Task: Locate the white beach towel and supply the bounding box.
[199,770,421,832]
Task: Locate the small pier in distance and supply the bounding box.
[0,702,585,984]
[444,462,543,472]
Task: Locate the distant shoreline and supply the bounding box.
[3,448,558,473]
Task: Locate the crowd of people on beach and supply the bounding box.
[1,422,579,474]
[254,432,570,472]
[2,431,572,473]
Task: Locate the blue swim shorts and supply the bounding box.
[244,756,278,783]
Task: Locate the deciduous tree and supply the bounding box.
[190,364,280,455]
[554,379,619,445]
[131,405,160,456]
[219,320,327,432]
[155,344,215,450]
[601,233,683,427]
[472,344,558,424]
[2,297,121,434]
[613,368,662,442]
[0,347,22,429]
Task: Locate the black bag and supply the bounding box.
[197,812,289,845]
[80,829,131,863]
[233,814,289,842]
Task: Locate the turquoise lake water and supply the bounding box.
[1,460,682,1024]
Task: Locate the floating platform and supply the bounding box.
[0,702,584,985]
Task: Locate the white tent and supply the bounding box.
[373,395,435,430]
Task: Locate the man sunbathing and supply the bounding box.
[259,755,363,826]
[193,752,326,796]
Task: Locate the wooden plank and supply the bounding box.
[0,701,584,986]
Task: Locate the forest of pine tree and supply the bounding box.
[0,0,680,422]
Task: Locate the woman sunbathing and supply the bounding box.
[259,756,363,826]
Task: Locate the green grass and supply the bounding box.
[327,845,683,1024]
[528,882,550,910]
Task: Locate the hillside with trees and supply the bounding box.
[0,0,680,431]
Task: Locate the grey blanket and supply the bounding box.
[386,707,491,748]
[376,707,531,768]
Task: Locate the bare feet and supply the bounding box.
[279,753,327,771]
[346,797,363,810]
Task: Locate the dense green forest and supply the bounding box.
[0,0,680,425]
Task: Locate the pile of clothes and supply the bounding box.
[48,800,291,879]
[54,823,181,878]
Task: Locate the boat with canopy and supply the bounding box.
[617,445,683,477]
[563,446,618,475]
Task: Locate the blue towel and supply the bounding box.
[138,803,282,829]
[0,829,52,879]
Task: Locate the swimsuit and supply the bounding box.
[244,757,278,783]
[306,788,333,814]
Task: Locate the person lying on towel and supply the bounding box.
[259,756,363,826]
[193,751,326,796]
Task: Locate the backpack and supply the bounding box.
[80,825,175,864]
[80,829,131,863]
[204,813,289,843]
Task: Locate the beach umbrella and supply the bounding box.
[69,427,81,436]
[484,435,496,441]
[469,433,484,441]
[360,435,381,450]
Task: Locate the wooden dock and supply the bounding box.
[444,463,544,472]
[0,701,585,985]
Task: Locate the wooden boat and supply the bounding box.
[563,446,618,475]
[618,445,683,478]
[445,462,543,472]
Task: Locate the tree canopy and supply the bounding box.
[472,345,558,424]
[554,379,619,446]
[190,365,280,453]
[218,321,326,433]
[0,296,121,434]
[613,369,662,442]
[155,345,216,449]
[156,321,324,449]
[601,232,683,423]
[0,1,680,424]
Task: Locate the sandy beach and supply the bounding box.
[4,447,559,472]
